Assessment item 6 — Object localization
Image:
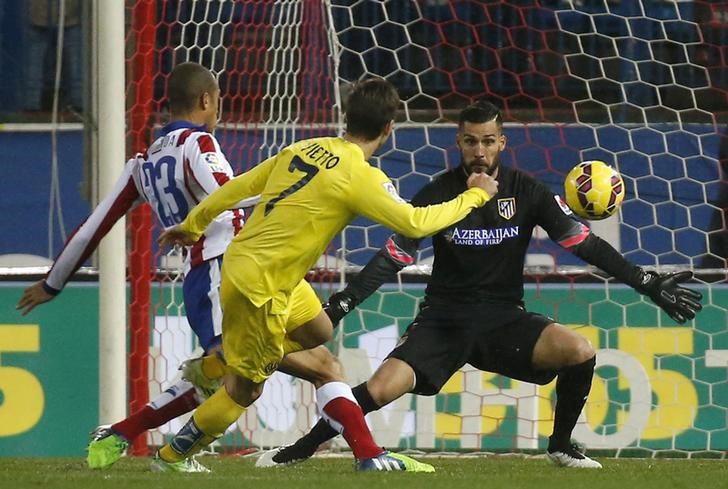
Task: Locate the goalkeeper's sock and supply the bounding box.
[351,382,380,414]
[316,381,382,460]
[549,355,596,450]
[112,380,199,442]
[159,386,245,462]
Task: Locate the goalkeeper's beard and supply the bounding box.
[465,157,499,177]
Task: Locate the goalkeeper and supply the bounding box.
[258,100,703,469]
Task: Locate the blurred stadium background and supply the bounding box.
[0,0,726,459]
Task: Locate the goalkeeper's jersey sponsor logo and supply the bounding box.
[446,225,520,246]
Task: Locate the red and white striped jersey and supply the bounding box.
[45,121,252,293]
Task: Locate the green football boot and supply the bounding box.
[86,426,129,469]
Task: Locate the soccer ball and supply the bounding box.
[564,160,625,220]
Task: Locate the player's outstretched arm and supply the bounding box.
[15,159,143,316]
[351,167,497,240]
[567,233,703,324]
[16,281,56,316]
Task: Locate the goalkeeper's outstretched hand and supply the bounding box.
[638,270,703,324]
[323,291,356,327]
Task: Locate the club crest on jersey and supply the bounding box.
[203,153,226,173]
[555,195,573,215]
[204,153,219,165]
[263,361,279,376]
[497,198,516,220]
[382,182,405,203]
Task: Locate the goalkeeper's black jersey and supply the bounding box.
[410,165,588,304]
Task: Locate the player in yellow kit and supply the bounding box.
[155,78,498,473]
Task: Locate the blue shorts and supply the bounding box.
[182,257,223,352]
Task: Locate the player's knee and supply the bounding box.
[314,351,345,383]
[568,335,596,365]
[546,323,596,366]
[293,314,334,349]
[366,382,391,407]
[365,375,407,407]
[327,355,345,380]
[311,326,333,345]
[224,374,265,407]
[365,358,415,406]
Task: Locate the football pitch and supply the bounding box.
[2,455,726,489]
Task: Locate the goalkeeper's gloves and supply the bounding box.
[634,270,703,324]
[323,291,356,327]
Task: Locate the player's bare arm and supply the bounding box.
[16,281,55,316]
[158,225,198,248]
[466,171,498,197]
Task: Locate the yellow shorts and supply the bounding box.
[220,278,322,383]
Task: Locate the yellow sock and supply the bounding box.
[158,387,246,462]
[194,387,246,437]
[201,353,226,380]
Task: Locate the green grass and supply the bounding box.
[1,455,726,489]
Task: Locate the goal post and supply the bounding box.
[95,0,127,428]
[125,0,156,456]
[124,0,728,457]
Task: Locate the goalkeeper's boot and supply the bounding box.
[180,356,221,400]
[86,425,129,469]
[356,451,435,473]
[150,452,211,473]
[256,446,289,468]
[547,443,602,469]
[256,441,317,467]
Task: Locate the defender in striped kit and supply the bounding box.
[16,62,243,471]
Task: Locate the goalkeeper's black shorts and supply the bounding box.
[386,299,556,396]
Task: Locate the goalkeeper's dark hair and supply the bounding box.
[345,78,400,140]
[167,62,218,115]
[459,99,503,129]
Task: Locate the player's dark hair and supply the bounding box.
[167,62,218,115]
[459,100,503,129]
[345,78,400,140]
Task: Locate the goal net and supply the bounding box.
[125,0,728,457]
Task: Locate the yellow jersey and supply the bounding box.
[180,136,490,310]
